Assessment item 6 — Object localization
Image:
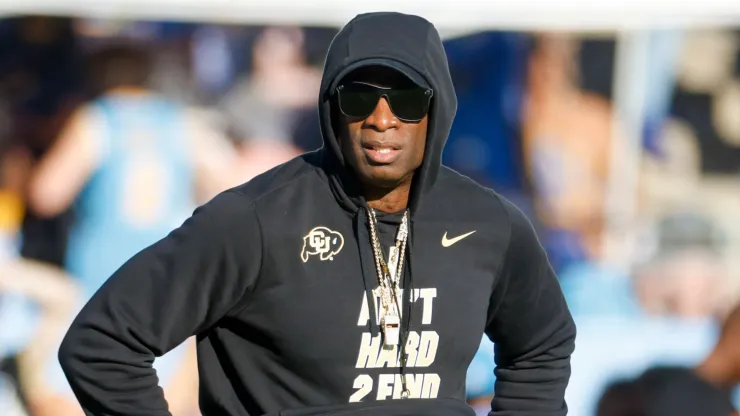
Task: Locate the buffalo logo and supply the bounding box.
[301,226,345,263]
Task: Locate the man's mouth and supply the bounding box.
[362,143,402,165]
[371,147,394,154]
[362,142,400,151]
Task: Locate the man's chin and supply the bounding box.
[360,166,407,189]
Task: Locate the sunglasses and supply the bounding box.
[336,82,433,122]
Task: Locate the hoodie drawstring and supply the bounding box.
[356,207,380,337]
[399,217,415,397]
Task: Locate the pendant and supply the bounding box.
[387,246,399,283]
[381,312,400,346]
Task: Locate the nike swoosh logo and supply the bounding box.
[441,231,476,247]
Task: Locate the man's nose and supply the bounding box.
[364,97,398,131]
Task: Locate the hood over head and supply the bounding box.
[318,12,457,213]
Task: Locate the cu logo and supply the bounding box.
[301,226,345,263]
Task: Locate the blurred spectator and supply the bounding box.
[563,209,729,415]
[597,368,734,416]
[696,304,740,406]
[596,378,646,416]
[639,367,735,416]
[219,26,322,152]
[25,44,237,416]
[596,301,740,416]
[0,145,80,416]
[567,314,717,416]
[633,211,728,320]
[563,210,729,319]
[217,26,313,181]
[521,34,614,267]
[28,43,236,221]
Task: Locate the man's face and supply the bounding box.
[335,66,429,189]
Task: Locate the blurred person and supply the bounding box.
[566,313,716,416]
[26,44,235,416]
[217,26,317,183]
[596,374,732,416]
[562,210,728,319]
[58,12,575,416]
[219,26,322,151]
[0,147,80,416]
[218,28,306,184]
[691,302,740,405]
[633,211,728,320]
[596,365,737,416]
[595,301,740,416]
[521,34,614,266]
[562,210,728,415]
[596,378,646,416]
[28,44,236,291]
[628,367,737,416]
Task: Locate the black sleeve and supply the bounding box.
[58,191,262,416]
[484,199,576,416]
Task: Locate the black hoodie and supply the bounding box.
[58,12,576,416]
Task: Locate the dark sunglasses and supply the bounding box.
[335,82,433,122]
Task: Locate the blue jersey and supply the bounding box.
[65,94,195,296]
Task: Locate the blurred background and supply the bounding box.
[1,2,740,416]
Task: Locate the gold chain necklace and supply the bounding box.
[367,208,409,347]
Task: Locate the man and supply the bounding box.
[58,13,576,416]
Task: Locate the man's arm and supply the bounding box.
[27,105,104,217]
[58,191,262,415]
[485,198,577,415]
[185,108,241,203]
[0,258,80,313]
